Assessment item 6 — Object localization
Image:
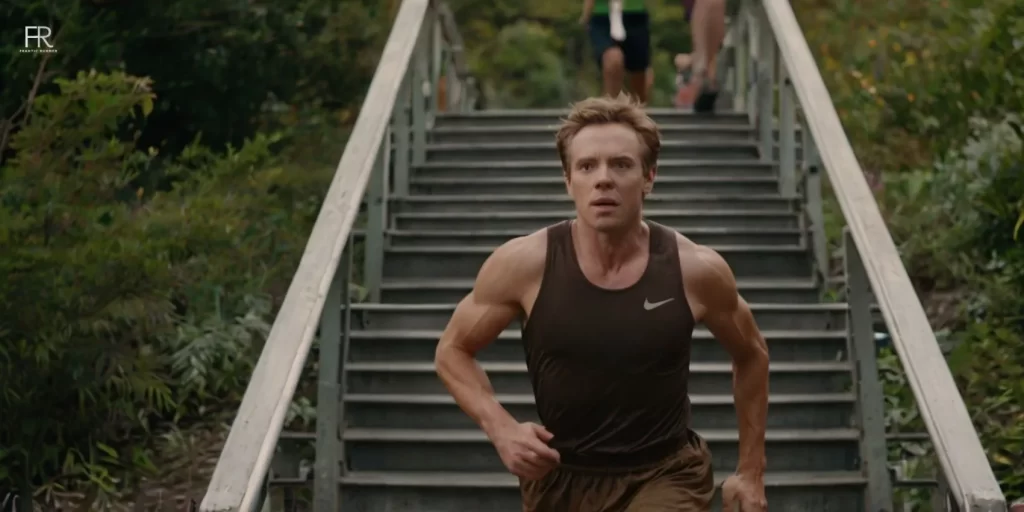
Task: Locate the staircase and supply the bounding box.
[333,109,864,511]
[199,1,1008,511]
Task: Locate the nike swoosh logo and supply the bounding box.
[644,298,676,310]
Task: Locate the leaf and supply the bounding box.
[1014,209,1024,241]
[141,96,154,117]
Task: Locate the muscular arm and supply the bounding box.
[434,235,542,439]
[686,245,769,479]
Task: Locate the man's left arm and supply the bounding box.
[690,246,769,481]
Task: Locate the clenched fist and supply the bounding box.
[490,421,561,481]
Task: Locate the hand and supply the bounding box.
[490,421,561,480]
[722,473,767,511]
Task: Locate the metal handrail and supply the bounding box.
[198,1,473,510]
[736,0,1007,510]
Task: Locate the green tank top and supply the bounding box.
[592,0,647,15]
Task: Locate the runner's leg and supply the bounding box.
[589,16,627,96]
[622,12,652,104]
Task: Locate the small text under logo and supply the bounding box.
[22,26,57,54]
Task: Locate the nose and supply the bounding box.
[593,163,614,190]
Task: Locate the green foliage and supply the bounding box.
[474,22,570,108]
[798,0,1024,497]
[1,0,389,156]
[0,68,331,505]
[797,0,1024,500]
[448,0,690,107]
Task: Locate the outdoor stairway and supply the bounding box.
[200,1,1008,510]
[300,109,865,511]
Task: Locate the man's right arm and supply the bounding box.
[433,234,542,438]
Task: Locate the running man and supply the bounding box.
[680,0,727,113]
[580,0,653,103]
[434,94,770,511]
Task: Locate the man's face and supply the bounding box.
[564,123,655,232]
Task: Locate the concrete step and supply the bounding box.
[343,428,859,473]
[346,329,849,364]
[341,392,855,430]
[411,159,779,179]
[433,109,751,129]
[267,470,865,511]
[345,303,847,332]
[428,123,758,144]
[346,360,852,395]
[380,227,805,249]
[392,210,800,231]
[327,470,864,511]
[409,175,781,196]
[381,245,812,280]
[377,277,819,303]
[389,193,796,214]
[425,141,759,162]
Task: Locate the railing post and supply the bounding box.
[778,68,796,198]
[844,228,894,511]
[411,25,428,167]
[734,0,749,114]
[393,70,411,197]
[933,472,956,511]
[756,4,775,163]
[802,128,827,284]
[744,0,757,127]
[313,244,347,511]
[429,3,442,126]
[363,137,388,303]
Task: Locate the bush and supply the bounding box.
[879,118,1024,500]
[0,69,329,506]
[796,0,1024,500]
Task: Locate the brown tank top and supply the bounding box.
[521,220,696,468]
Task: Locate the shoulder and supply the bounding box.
[473,227,549,303]
[671,231,740,314]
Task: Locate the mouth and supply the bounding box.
[590,198,619,208]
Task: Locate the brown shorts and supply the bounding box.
[520,434,714,512]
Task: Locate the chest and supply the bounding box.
[525,280,693,367]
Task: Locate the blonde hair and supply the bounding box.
[555,93,661,176]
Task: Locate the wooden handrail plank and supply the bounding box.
[198,1,430,510]
[759,1,1005,509]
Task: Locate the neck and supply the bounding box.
[572,218,648,272]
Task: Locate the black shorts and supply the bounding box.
[588,12,651,72]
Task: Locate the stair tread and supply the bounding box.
[340,427,859,443]
[393,193,788,201]
[338,470,865,488]
[382,227,803,235]
[380,277,813,288]
[348,328,844,339]
[394,209,794,217]
[414,159,774,169]
[346,302,847,311]
[345,360,851,373]
[437,107,745,117]
[425,140,755,150]
[411,175,776,184]
[385,244,806,253]
[342,392,855,405]
[431,124,755,134]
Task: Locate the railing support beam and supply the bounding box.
[844,228,894,511]
[756,5,775,163]
[313,243,347,510]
